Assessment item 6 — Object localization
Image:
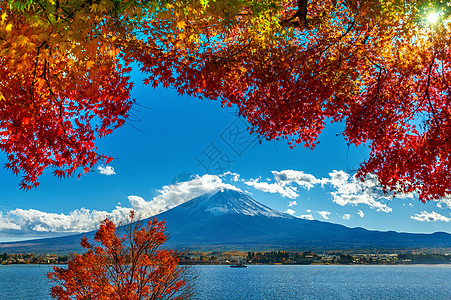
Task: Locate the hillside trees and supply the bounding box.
[47,211,193,299]
[2,0,451,200]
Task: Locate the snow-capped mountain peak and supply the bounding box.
[177,189,293,219]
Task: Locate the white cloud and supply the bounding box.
[0,207,130,234]
[342,214,351,220]
[437,196,451,209]
[325,170,350,187]
[285,209,296,215]
[0,212,21,230]
[299,214,314,220]
[97,165,116,176]
[288,201,297,207]
[306,209,311,213]
[9,207,130,232]
[0,174,242,235]
[327,171,393,213]
[220,171,240,182]
[147,174,242,216]
[245,169,403,213]
[411,211,451,222]
[357,210,365,218]
[127,195,148,211]
[244,178,299,199]
[317,211,330,220]
[272,170,324,190]
[244,170,327,199]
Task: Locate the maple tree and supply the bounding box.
[3,0,451,201]
[134,0,451,201]
[0,0,137,189]
[47,211,193,299]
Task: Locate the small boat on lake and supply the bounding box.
[230,264,247,268]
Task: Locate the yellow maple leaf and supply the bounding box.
[177,20,186,30]
[86,60,95,69]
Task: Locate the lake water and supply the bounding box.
[1,264,450,299]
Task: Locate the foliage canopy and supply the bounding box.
[2,0,451,200]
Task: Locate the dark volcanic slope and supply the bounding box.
[1,189,450,252]
[157,189,451,250]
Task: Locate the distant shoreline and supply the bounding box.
[179,262,451,266]
[2,251,450,266]
[2,262,451,267]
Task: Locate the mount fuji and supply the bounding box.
[1,189,450,252]
[159,189,451,250]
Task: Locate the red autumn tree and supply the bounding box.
[4,0,451,202]
[0,0,137,189]
[47,211,193,300]
[134,0,451,201]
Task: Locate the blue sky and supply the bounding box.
[0,70,451,242]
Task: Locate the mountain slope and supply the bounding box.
[1,189,450,252]
[158,190,451,250]
[168,188,291,219]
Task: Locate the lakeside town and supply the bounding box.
[2,250,451,266]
